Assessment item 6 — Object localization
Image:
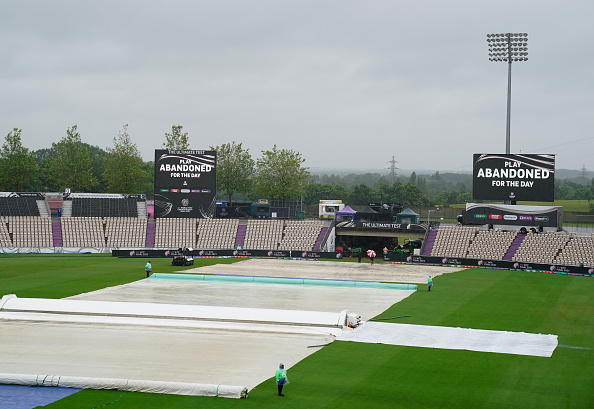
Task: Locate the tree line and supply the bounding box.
[1,126,592,209]
[0,126,311,206]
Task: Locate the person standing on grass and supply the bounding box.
[145,260,152,278]
[428,275,433,291]
[275,363,288,396]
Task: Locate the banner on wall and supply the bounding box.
[112,249,338,259]
[386,254,591,276]
[464,203,562,228]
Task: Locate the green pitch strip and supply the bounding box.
[149,273,417,291]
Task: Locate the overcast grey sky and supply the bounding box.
[1,1,593,174]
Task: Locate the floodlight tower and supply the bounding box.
[486,33,528,154]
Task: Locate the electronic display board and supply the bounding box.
[473,154,555,202]
[154,150,216,218]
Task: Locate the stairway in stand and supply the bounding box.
[52,220,62,247]
[145,220,156,248]
[503,234,525,260]
[313,227,328,251]
[422,229,437,256]
[235,221,247,249]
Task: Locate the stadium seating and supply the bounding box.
[426,223,594,267]
[61,217,106,247]
[70,196,142,218]
[430,225,479,258]
[0,197,41,216]
[154,218,197,249]
[512,231,571,264]
[7,216,53,247]
[105,217,148,248]
[555,234,594,266]
[196,218,238,249]
[278,220,325,251]
[1,192,593,267]
[0,217,11,247]
[243,219,284,250]
[466,229,518,261]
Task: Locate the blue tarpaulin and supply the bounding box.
[0,384,81,409]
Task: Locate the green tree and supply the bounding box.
[417,177,427,193]
[210,142,255,205]
[399,183,430,207]
[103,124,148,193]
[30,148,58,192]
[569,186,593,201]
[254,145,311,206]
[0,128,39,191]
[304,182,349,205]
[349,184,378,205]
[48,125,98,192]
[86,143,111,193]
[142,161,155,198]
[163,125,189,150]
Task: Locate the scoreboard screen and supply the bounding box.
[154,150,216,218]
[473,154,555,202]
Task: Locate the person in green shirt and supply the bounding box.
[145,260,152,278]
[275,363,288,396]
[428,275,433,291]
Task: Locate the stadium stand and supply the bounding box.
[430,225,479,258]
[105,217,148,248]
[512,231,572,264]
[45,193,63,216]
[8,216,53,247]
[154,218,197,249]
[466,229,518,261]
[1,191,593,268]
[278,220,325,251]
[0,217,12,246]
[0,196,41,216]
[69,194,144,218]
[244,219,284,250]
[555,234,594,266]
[196,218,238,249]
[425,223,594,267]
[61,217,106,247]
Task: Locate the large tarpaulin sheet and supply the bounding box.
[0,274,415,397]
[337,321,558,357]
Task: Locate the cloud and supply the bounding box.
[0,0,593,173]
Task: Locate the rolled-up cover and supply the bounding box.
[0,373,248,398]
[150,273,418,291]
[0,295,345,328]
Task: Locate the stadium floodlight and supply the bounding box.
[487,33,528,155]
[428,207,440,228]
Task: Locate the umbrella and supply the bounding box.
[367,250,376,258]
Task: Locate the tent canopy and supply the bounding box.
[396,207,420,224]
[335,205,356,221]
[356,206,378,222]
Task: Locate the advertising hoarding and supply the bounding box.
[464,203,562,228]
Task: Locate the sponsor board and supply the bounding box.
[465,203,561,227]
[113,249,336,259]
[387,254,591,276]
[350,221,426,231]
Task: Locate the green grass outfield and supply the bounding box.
[1,254,592,409]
